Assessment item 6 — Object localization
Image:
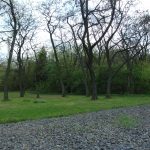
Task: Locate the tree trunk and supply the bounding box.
[67,22,90,97]
[36,92,40,98]
[36,86,40,98]
[84,79,90,97]
[105,46,112,98]
[126,61,134,94]
[48,29,66,97]
[106,63,112,98]
[82,66,90,97]
[79,61,90,97]
[19,81,25,97]
[86,49,98,100]
[3,39,16,101]
[4,57,12,100]
[89,67,98,100]
[4,79,9,101]
[91,77,98,100]
[106,76,112,98]
[18,63,25,97]
[127,72,134,94]
[3,0,18,101]
[60,79,65,97]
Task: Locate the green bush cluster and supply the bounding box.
[0,59,149,94]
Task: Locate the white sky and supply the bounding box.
[0,0,150,60]
[26,0,150,10]
[139,0,150,10]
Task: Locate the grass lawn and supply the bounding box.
[0,92,150,123]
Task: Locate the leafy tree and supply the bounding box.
[35,46,48,98]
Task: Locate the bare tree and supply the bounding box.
[119,13,150,94]
[15,4,36,97]
[73,0,118,100]
[40,0,66,97]
[1,0,20,100]
[102,1,124,98]
[29,33,41,98]
[67,16,90,96]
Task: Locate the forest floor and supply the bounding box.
[0,92,150,123]
[0,105,149,149]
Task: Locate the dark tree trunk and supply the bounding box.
[106,76,112,98]
[84,79,90,97]
[60,79,65,97]
[4,36,17,101]
[19,80,25,97]
[127,69,134,94]
[4,75,9,101]
[18,60,25,97]
[67,20,90,97]
[20,89,25,97]
[36,85,40,98]
[3,0,18,101]
[77,57,90,97]
[126,54,134,94]
[86,48,98,100]
[91,77,98,100]
[82,65,90,97]
[4,53,13,100]
[88,64,98,100]
[105,46,113,99]
[47,27,66,97]
[36,92,40,98]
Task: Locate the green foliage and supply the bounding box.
[140,62,150,80]
[133,62,150,93]
[0,51,150,95]
[25,60,36,90]
[36,46,48,83]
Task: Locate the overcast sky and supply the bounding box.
[0,0,150,59]
[26,0,150,10]
[139,0,150,10]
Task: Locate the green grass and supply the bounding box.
[114,114,139,129]
[0,92,150,123]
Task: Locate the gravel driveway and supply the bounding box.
[0,105,150,150]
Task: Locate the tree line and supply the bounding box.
[0,0,150,100]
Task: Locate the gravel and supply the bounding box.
[0,105,150,150]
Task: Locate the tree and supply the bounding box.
[67,16,90,96]
[15,3,36,97]
[119,12,150,94]
[40,0,66,97]
[35,46,48,98]
[73,0,118,100]
[1,0,20,100]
